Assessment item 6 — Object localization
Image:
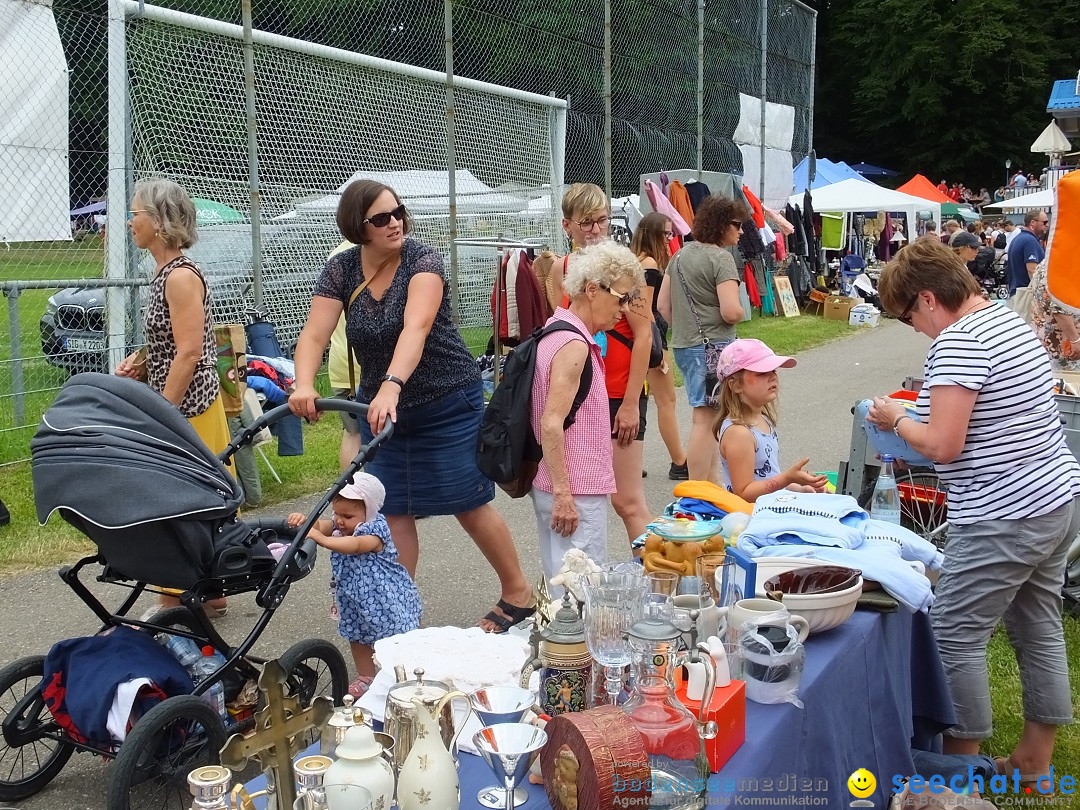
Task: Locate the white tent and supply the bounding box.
[789,178,941,243]
[983,187,1055,210]
[290,169,528,218]
[0,0,70,243]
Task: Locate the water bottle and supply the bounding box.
[158,633,203,673]
[871,454,902,524]
[192,646,229,724]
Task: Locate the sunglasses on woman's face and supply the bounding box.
[363,204,407,228]
[898,293,919,326]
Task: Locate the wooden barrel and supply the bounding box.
[540,705,651,810]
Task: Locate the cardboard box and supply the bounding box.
[824,295,857,322]
[849,304,880,328]
[675,679,746,772]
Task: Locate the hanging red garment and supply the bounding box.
[491,250,547,342]
[741,185,767,229]
[743,262,762,308]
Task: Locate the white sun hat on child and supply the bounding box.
[338,472,385,525]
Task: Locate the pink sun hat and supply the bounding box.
[716,338,796,381]
[338,471,386,525]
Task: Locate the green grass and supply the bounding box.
[0,237,109,463]
[985,620,1080,802]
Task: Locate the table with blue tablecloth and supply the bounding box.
[246,607,954,808]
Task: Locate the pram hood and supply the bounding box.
[32,373,243,528]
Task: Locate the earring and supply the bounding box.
[929,307,934,312]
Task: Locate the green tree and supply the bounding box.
[814,0,1080,189]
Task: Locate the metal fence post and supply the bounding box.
[5,289,25,426]
[697,0,704,176]
[242,0,263,310]
[758,0,768,204]
[106,0,129,372]
[444,0,459,322]
[603,0,612,199]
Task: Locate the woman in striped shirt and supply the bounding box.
[867,238,1080,785]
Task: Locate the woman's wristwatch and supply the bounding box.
[893,413,913,431]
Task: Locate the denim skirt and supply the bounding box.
[359,381,494,516]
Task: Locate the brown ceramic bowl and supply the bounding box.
[763,565,862,598]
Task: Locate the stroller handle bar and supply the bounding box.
[221,398,393,464]
[252,399,395,610]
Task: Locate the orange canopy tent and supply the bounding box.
[1046,171,1080,312]
[896,174,952,204]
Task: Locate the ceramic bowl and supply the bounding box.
[769,577,864,634]
[763,565,862,597]
[752,558,820,598]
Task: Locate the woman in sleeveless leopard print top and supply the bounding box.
[143,256,218,417]
[115,178,232,614]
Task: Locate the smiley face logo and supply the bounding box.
[848,768,877,798]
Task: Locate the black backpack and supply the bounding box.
[994,231,1007,250]
[476,321,594,498]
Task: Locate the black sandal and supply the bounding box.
[481,599,536,633]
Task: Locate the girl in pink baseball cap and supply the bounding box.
[711,339,828,500]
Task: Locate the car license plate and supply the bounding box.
[65,337,106,352]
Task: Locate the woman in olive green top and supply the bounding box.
[657,195,748,482]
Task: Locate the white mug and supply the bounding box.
[728,598,810,643]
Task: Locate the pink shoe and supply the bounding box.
[348,676,374,698]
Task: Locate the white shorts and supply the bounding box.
[531,488,609,594]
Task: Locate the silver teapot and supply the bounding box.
[383,666,470,770]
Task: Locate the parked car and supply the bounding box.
[39,223,328,373]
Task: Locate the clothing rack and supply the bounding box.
[452,236,548,382]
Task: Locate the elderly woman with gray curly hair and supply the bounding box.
[528,241,645,585]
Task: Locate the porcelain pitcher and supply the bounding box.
[396,696,460,810]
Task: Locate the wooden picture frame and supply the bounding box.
[773,275,800,318]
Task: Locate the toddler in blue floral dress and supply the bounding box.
[288,472,421,697]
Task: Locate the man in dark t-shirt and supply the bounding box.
[1006,210,1049,293]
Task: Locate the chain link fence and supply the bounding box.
[0,0,814,464]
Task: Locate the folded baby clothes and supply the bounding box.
[738,491,939,612]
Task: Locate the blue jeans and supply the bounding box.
[673,341,733,408]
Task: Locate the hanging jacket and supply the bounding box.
[668,180,696,227]
[644,179,691,236]
[685,180,712,212]
[492,250,547,342]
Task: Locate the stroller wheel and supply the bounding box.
[106,695,227,810]
[277,639,349,747]
[0,655,74,801]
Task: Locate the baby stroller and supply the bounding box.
[1,373,391,809]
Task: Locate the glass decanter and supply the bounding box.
[623,601,718,809]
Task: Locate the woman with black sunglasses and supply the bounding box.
[867,238,1080,784]
[289,179,534,634]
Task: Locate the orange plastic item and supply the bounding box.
[672,481,754,515]
[1047,172,1080,313]
[674,680,746,773]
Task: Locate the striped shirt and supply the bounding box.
[917,303,1080,525]
[530,308,616,496]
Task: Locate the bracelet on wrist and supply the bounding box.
[893,414,913,431]
[382,374,405,389]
